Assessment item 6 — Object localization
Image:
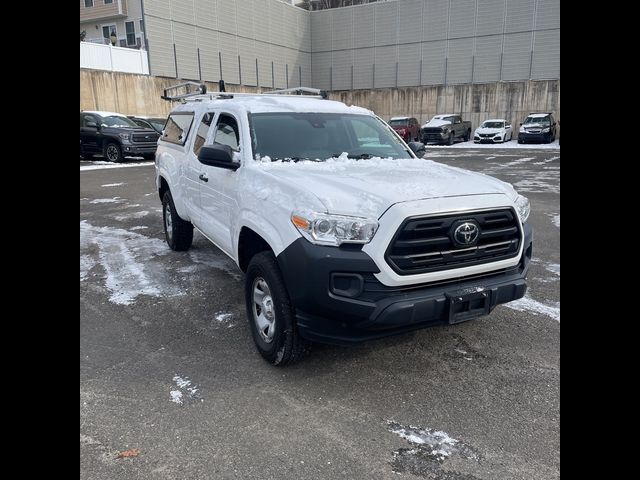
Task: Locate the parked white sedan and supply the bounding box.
[473,119,513,143]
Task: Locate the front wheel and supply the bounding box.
[162,190,193,251]
[104,142,123,163]
[447,133,454,145]
[245,251,309,366]
[464,130,470,142]
[143,153,155,160]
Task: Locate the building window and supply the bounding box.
[125,21,136,46]
[104,0,113,4]
[102,25,116,41]
[84,0,93,7]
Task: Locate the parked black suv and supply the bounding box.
[517,112,557,144]
[80,111,160,162]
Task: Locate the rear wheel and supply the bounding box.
[245,251,309,366]
[162,190,193,251]
[464,129,470,142]
[104,142,123,163]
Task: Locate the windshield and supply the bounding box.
[481,121,504,128]
[524,116,550,126]
[148,118,166,132]
[249,113,411,161]
[101,115,139,128]
[389,119,408,127]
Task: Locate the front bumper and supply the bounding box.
[421,132,449,144]
[121,143,157,155]
[518,132,550,143]
[277,222,533,345]
[474,135,503,143]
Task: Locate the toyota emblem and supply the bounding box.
[453,221,480,246]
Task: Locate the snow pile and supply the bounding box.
[505,294,560,322]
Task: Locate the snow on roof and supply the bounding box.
[390,116,409,121]
[528,113,551,118]
[482,118,507,122]
[83,110,126,117]
[170,95,371,116]
[433,114,456,118]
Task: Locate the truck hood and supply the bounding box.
[422,119,451,128]
[251,156,517,218]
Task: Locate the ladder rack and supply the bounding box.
[160,81,328,102]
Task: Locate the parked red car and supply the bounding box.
[388,116,420,142]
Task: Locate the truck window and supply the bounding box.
[193,112,214,156]
[213,114,240,151]
[162,112,194,146]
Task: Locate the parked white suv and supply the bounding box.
[155,84,533,365]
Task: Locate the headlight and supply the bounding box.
[519,126,526,133]
[118,133,130,140]
[542,127,550,133]
[514,195,530,223]
[291,211,379,246]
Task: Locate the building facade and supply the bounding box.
[80,0,147,49]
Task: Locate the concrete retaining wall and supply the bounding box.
[80,69,559,132]
[331,80,560,132]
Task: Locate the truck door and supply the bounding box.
[197,112,241,257]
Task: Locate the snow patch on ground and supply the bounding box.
[80,161,154,171]
[130,226,148,230]
[552,214,560,227]
[388,421,479,476]
[101,182,126,187]
[113,211,150,221]
[80,221,182,305]
[80,254,97,281]
[427,140,559,149]
[215,312,233,322]
[169,390,183,405]
[545,263,560,276]
[170,375,201,405]
[505,295,560,322]
[90,197,123,204]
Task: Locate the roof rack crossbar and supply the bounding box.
[161,82,328,102]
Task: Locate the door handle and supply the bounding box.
[199,173,209,182]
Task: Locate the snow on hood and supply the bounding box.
[422,118,451,128]
[475,127,505,134]
[248,155,517,218]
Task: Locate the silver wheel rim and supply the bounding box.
[106,145,119,161]
[251,277,276,343]
[164,203,173,242]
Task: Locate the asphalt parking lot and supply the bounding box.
[80,146,559,480]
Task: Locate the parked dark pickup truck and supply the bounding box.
[420,114,472,145]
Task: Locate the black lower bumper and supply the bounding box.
[122,144,157,154]
[518,133,551,143]
[277,223,533,345]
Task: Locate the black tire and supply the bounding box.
[447,132,454,145]
[143,153,155,160]
[162,190,193,251]
[464,129,470,142]
[517,137,523,144]
[104,142,123,163]
[245,251,309,366]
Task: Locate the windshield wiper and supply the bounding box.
[274,157,321,163]
[331,153,376,159]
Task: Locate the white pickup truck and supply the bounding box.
[155,84,532,365]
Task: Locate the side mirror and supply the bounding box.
[407,141,426,157]
[198,144,239,170]
[519,122,523,126]
[86,121,97,128]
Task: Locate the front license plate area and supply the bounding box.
[446,289,491,324]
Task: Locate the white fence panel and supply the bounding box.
[80,42,149,75]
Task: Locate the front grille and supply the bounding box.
[479,133,495,138]
[132,132,160,143]
[385,208,521,275]
[422,127,443,134]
